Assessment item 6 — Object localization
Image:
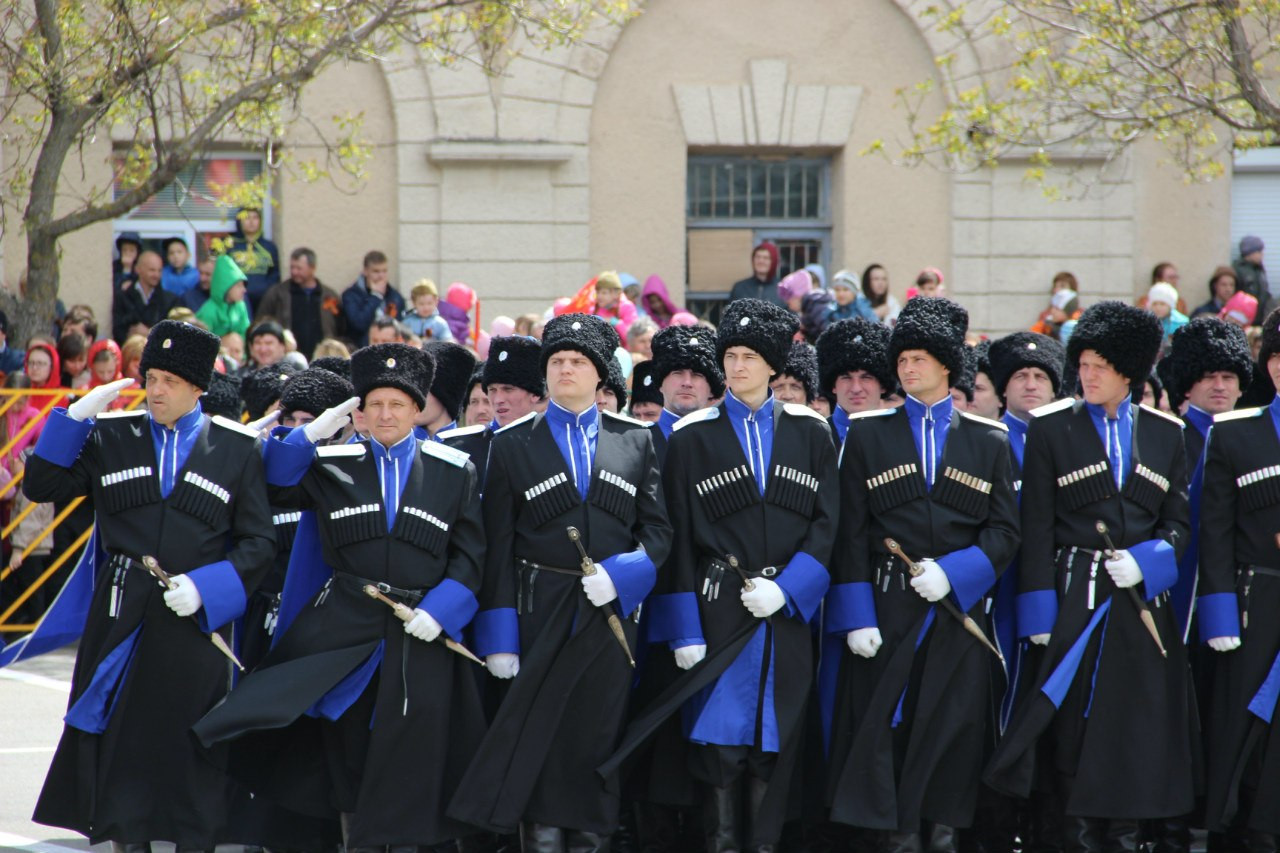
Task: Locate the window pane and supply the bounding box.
[804,166,821,218]
[713,165,730,218]
[731,163,749,218]
[768,165,786,218]
[114,157,263,221]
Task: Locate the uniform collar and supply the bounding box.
[370,430,417,462]
[724,388,773,420]
[1086,397,1131,423]
[545,399,599,430]
[1002,411,1029,436]
[151,401,204,434]
[904,393,952,422]
[1184,405,1214,437]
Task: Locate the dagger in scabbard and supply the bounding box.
[1095,522,1168,658]
[567,526,635,667]
[142,555,245,671]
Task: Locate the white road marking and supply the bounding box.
[0,831,88,852]
[0,746,56,755]
[0,668,72,693]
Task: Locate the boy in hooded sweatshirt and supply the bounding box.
[228,207,280,313]
[196,255,252,339]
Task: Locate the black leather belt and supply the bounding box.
[516,557,584,577]
[333,571,425,605]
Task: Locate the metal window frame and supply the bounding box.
[686,155,832,226]
[113,151,273,238]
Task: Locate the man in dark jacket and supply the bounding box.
[228,207,280,314]
[1234,235,1270,323]
[257,248,345,360]
[112,250,179,343]
[342,250,407,347]
[728,242,784,307]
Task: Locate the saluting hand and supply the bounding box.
[68,378,134,422]
[304,396,360,443]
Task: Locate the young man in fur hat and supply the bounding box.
[24,320,276,853]
[1196,308,1280,849]
[649,324,726,439]
[194,343,486,853]
[597,355,629,414]
[441,335,544,488]
[629,360,664,423]
[815,317,894,444]
[824,297,1019,853]
[448,313,670,853]
[608,298,838,853]
[986,301,1194,853]
[416,340,477,442]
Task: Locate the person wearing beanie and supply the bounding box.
[628,359,664,422]
[25,319,275,851]
[1234,234,1269,323]
[828,269,879,323]
[987,300,1195,851]
[1197,305,1280,849]
[450,312,671,851]
[650,324,726,439]
[440,336,544,490]
[415,341,477,442]
[195,341,488,853]
[816,317,893,444]
[603,297,837,853]
[777,269,814,311]
[826,297,1018,850]
[246,320,288,369]
[1220,289,1259,328]
[1192,266,1240,318]
[1147,282,1190,350]
[597,355,628,414]
[769,341,820,406]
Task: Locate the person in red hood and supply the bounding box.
[640,274,681,328]
[86,339,131,410]
[24,341,67,413]
[729,241,785,307]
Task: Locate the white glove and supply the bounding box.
[304,396,360,443]
[740,577,787,618]
[674,644,707,670]
[247,409,280,434]
[1029,633,1051,646]
[847,627,883,658]
[486,653,520,679]
[68,378,133,421]
[163,574,203,617]
[1208,636,1242,653]
[910,559,951,603]
[581,563,618,607]
[1104,549,1143,589]
[404,608,442,642]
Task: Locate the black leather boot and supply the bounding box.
[1062,816,1104,853]
[744,775,776,853]
[880,830,922,853]
[522,823,565,853]
[703,781,741,853]
[111,845,152,853]
[925,823,958,853]
[566,830,610,853]
[1102,819,1138,852]
[1248,831,1279,853]
[1146,816,1190,853]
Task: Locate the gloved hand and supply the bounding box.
[1029,633,1051,646]
[304,396,360,443]
[674,644,707,670]
[846,627,883,658]
[486,653,520,679]
[247,409,280,434]
[68,378,134,422]
[163,574,203,617]
[1208,636,1242,653]
[581,563,618,607]
[740,577,786,618]
[1104,549,1143,589]
[404,608,442,642]
[910,559,951,602]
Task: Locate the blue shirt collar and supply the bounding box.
[723,388,773,421]
[150,401,205,435]
[831,405,851,440]
[545,398,599,430]
[903,393,953,423]
[1002,411,1029,435]
[1270,394,1280,424]
[658,408,681,438]
[1085,397,1132,424]
[1184,405,1214,438]
[369,430,418,462]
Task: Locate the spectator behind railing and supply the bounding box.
[0,373,46,466]
[86,340,127,411]
[23,340,65,412]
[120,335,146,384]
[640,275,680,328]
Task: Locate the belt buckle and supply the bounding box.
[761,566,777,577]
[377,582,391,594]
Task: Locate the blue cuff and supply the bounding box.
[825,582,877,633]
[645,592,703,646]
[1197,592,1241,643]
[775,551,830,622]
[420,578,479,640]
[33,409,93,468]
[264,426,317,486]
[601,549,656,619]
[1016,589,1058,638]
[936,545,996,613]
[473,607,519,656]
[1131,538,1177,600]
[188,560,247,632]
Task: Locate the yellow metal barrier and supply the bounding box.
[0,387,147,633]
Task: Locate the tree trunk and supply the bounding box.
[15,226,63,348]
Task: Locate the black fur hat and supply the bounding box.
[467,363,486,400]
[988,332,1066,398]
[1257,306,1280,374]
[888,297,969,386]
[483,336,543,397]
[1160,316,1253,409]
[815,317,893,396]
[280,366,356,418]
[351,343,434,409]
[604,356,628,408]
[780,342,820,403]
[240,362,299,420]
[540,313,616,386]
[1132,369,1163,405]
[138,320,222,391]
[717,298,798,377]
[954,344,978,402]
[1067,301,1163,385]
[202,371,243,420]
[651,325,725,398]
[423,341,477,421]
[310,356,351,381]
[630,359,663,408]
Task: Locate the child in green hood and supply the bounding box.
[196,254,252,338]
